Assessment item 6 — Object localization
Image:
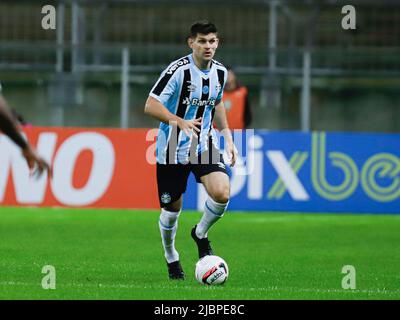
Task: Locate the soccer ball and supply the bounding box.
[195,255,229,285]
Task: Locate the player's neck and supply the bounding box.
[192,54,211,71]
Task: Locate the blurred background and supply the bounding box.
[0,0,399,132]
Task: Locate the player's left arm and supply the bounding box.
[214,101,236,167]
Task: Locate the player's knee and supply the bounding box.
[211,188,230,204]
[164,197,182,212]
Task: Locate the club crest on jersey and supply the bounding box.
[161,192,171,204]
[202,86,209,95]
[183,97,216,107]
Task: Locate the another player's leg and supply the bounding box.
[192,171,230,258]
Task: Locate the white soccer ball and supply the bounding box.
[195,255,229,285]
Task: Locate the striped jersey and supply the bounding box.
[149,54,227,164]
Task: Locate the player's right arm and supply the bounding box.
[144,96,202,138]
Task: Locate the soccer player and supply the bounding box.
[144,21,236,280]
[0,83,51,177]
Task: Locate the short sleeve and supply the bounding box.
[149,68,180,106]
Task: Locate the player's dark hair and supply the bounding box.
[190,20,218,38]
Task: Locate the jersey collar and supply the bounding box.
[188,54,215,79]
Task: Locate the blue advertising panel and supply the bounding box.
[184,131,400,214]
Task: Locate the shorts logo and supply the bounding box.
[161,192,172,204]
[217,162,225,169]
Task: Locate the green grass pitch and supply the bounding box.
[0,206,399,300]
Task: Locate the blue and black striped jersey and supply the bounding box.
[150,54,227,164]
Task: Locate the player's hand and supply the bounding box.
[22,146,52,179]
[226,140,237,167]
[177,117,202,138]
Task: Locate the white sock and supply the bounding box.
[196,197,229,239]
[159,208,181,263]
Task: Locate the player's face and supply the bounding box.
[188,33,219,64]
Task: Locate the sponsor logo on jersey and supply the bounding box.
[187,81,197,92]
[183,97,216,107]
[166,58,189,75]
